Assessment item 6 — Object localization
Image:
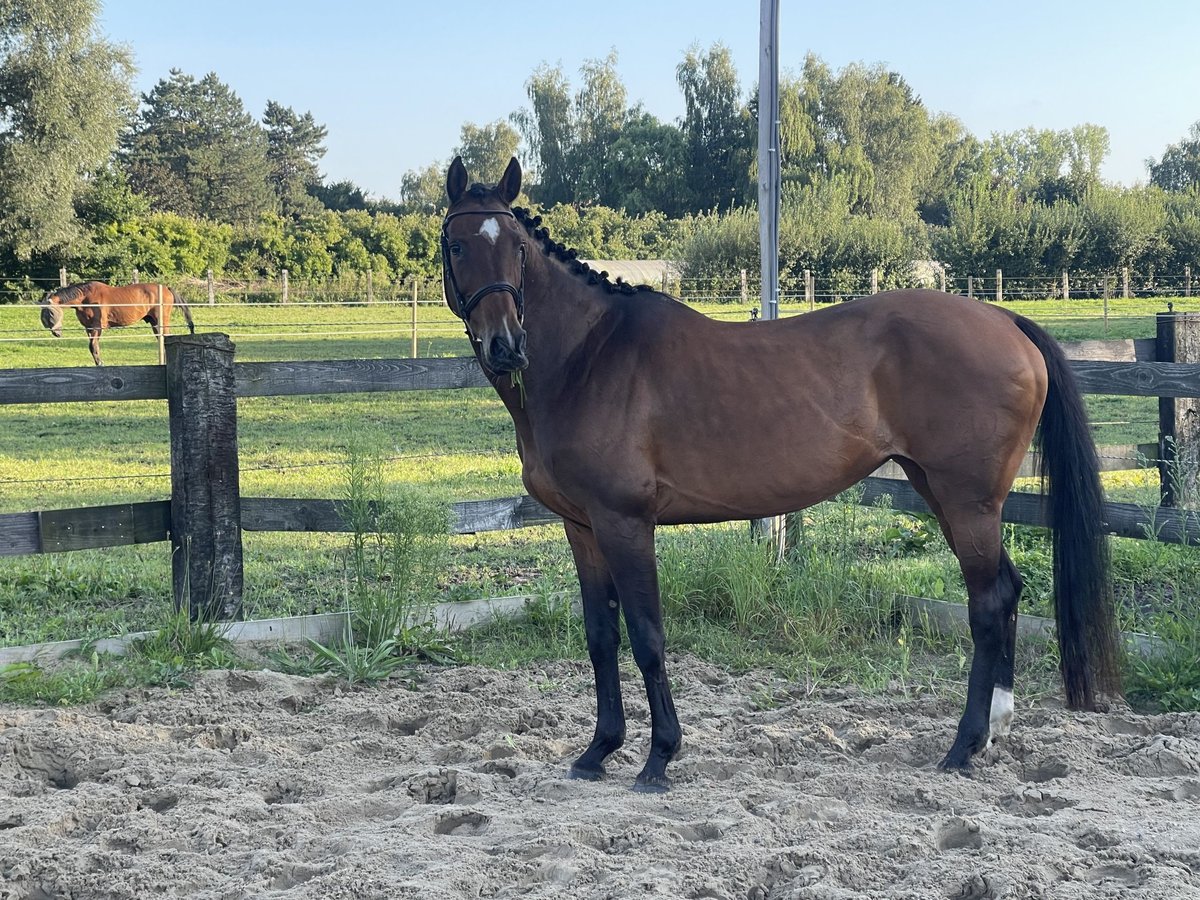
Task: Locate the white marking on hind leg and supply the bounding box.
[986,687,1014,748]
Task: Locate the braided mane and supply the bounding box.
[511,206,656,296]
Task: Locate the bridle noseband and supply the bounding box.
[441,209,526,336]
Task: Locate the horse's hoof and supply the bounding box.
[937,752,974,775]
[632,774,671,794]
[569,763,606,782]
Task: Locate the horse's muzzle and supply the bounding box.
[486,331,529,374]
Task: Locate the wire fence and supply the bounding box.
[4,262,1198,308]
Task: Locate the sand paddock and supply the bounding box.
[2,656,1198,899]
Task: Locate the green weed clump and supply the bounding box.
[297,444,458,684]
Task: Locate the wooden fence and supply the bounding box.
[5,313,1200,620]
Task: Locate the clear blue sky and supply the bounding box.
[98,0,1200,200]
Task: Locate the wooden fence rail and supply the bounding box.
[5,479,1200,560]
[4,312,1200,619]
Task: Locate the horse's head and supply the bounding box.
[38,291,63,337]
[443,156,529,374]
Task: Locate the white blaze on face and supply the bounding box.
[478,217,500,245]
[986,687,1014,748]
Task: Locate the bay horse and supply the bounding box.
[443,157,1120,791]
[39,281,195,366]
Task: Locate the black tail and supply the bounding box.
[174,288,196,334]
[1012,314,1121,708]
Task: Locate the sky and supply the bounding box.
[97,0,1200,201]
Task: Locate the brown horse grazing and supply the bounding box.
[39,281,195,366]
[443,157,1121,791]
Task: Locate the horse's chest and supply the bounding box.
[521,458,585,522]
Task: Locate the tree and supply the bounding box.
[573,49,627,205]
[397,163,445,214]
[310,179,369,213]
[513,63,575,206]
[676,43,752,211]
[263,100,327,217]
[1080,185,1167,273]
[123,69,275,223]
[0,0,134,261]
[605,109,688,217]
[455,120,521,187]
[1149,121,1200,192]
[782,56,939,222]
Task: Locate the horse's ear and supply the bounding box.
[497,157,521,205]
[447,157,468,204]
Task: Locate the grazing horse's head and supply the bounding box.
[39,290,63,338]
[443,156,529,374]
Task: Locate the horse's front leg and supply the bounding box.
[591,513,681,792]
[87,328,103,366]
[563,519,626,781]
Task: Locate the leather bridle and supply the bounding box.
[441,209,526,336]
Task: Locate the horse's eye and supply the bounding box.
[449,243,463,257]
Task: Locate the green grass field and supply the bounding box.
[1,294,1197,712]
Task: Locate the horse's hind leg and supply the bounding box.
[938,502,1022,771]
[986,550,1022,747]
[896,458,1024,767]
[562,519,627,781]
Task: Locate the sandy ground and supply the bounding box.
[1,656,1198,899]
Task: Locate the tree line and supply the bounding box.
[4,2,1200,300]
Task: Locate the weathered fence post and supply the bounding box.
[1063,270,1070,301]
[367,269,374,304]
[805,269,813,311]
[995,269,1003,303]
[967,275,974,299]
[411,279,419,359]
[59,268,67,288]
[1187,265,1192,298]
[871,268,879,295]
[1157,310,1200,507]
[1123,266,1130,299]
[281,269,289,304]
[740,269,748,304]
[207,268,215,306]
[166,333,243,621]
[156,284,166,365]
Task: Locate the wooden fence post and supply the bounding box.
[411,279,419,359]
[157,284,166,365]
[995,269,1003,303]
[740,269,748,304]
[1123,266,1130,299]
[367,269,374,304]
[804,269,813,310]
[207,268,215,306]
[1157,311,1200,507]
[871,268,879,294]
[166,333,243,620]
[132,268,139,285]
[59,268,67,288]
[281,269,289,304]
[1186,265,1192,298]
[1063,270,1070,301]
[967,275,974,299]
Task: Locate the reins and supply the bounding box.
[441,209,526,338]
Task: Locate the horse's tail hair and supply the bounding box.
[1011,313,1121,709]
[174,288,196,334]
